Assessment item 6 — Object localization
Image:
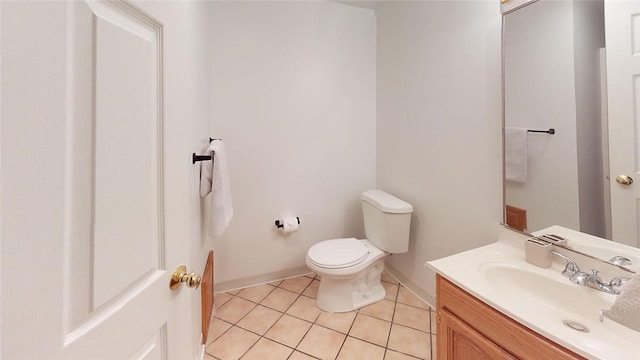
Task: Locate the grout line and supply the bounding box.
[209,273,434,360]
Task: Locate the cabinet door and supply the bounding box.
[438,309,518,360]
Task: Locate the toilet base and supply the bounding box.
[315,260,386,313]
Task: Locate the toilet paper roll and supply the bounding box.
[281,217,299,234]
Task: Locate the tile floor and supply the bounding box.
[205,271,436,360]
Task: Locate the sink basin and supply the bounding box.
[479,263,614,324]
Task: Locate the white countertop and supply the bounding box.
[426,226,640,360]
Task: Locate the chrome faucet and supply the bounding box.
[552,251,631,295]
[575,270,630,295]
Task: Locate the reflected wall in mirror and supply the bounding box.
[503,0,610,240]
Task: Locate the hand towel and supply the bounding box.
[200,150,213,197]
[602,273,640,332]
[200,140,233,238]
[505,127,528,183]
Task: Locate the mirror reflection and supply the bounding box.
[503,0,609,239]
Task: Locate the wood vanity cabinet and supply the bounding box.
[436,275,586,360]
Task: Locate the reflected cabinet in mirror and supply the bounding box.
[503,0,640,250]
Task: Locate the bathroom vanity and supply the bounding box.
[427,226,640,360]
[436,276,583,359]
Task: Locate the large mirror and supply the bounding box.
[503,0,640,262]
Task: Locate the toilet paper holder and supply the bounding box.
[275,217,301,229]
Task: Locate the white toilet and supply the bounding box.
[305,190,413,312]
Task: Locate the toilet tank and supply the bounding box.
[361,190,413,254]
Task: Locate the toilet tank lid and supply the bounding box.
[361,190,413,214]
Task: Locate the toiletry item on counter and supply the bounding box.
[525,237,552,268]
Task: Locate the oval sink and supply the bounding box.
[479,263,614,322]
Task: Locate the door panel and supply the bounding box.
[606,0,640,248]
[92,0,160,311]
[1,1,181,359]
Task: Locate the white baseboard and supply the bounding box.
[214,266,312,293]
[384,262,435,308]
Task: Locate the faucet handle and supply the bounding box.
[609,277,632,290]
[552,251,580,278]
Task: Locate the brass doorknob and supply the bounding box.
[170,265,202,290]
[616,175,634,186]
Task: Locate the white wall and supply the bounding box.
[505,0,580,232]
[209,2,377,288]
[504,0,605,237]
[375,1,503,302]
[573,0,605,237]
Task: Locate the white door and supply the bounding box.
[606,0,640,247]
[1,1,195,358]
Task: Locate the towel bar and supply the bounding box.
[192,138,222,164]
[527,128,555,135]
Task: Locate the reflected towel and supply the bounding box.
[505,127,528,183]
[200,140,233,238]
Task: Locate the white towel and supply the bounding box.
[505,127,528,183]
[200,140,233,238]
[602,273,640,332]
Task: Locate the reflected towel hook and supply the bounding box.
[527,128,555,135]
[192,138,222,164]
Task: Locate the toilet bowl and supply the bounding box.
[305,238,387,312]
[305,190,413,313]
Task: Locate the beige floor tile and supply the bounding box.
[215,297,256,324]
[228,289,242,295]
[206,326,260,360]
[279,276,313,293]
[430,310,437,334]
[382,282,399,301]
[240,337,293,360]
[214,292,234,309]
[393,303,429,332]
[236,284,276,303]
[384,350,422,360]
[348,313,391,347]
[302,279,320,298]
[337,336,385,360]
[396,287,430,310]
[204,353,216,360]
[387,324,431,359]
[286,295,322,322]
[236,305,282,335]
[315,310,357,334]
[359,299,395,322]
[268,279,283,287]
[206,317,233,345]
[297,324,346,360]
[381,271,399,285]
[305,273,317,279]
[264,314,312,348]
[260,287,299,312]
[288,351,317,360]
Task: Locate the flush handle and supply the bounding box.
[170,265,201,290]
[616,175,634,186]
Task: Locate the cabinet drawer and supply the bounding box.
[436,275,585,360]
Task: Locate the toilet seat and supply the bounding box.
[307,238,370,269]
